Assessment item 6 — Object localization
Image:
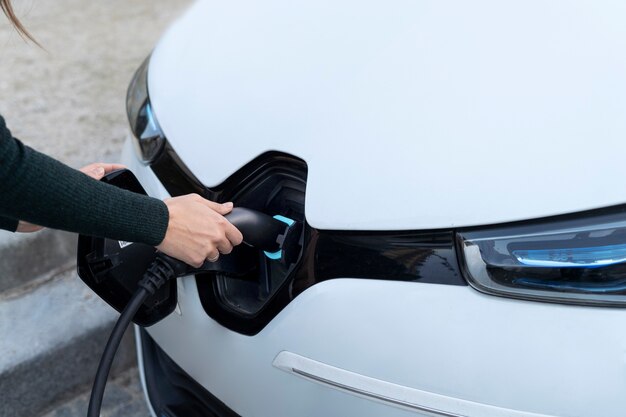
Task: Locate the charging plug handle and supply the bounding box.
[156,207,295,278]
[225,207,290,253]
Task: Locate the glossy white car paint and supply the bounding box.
[125,0,626,415]
[122,143,626,417]
[149,0,626,231]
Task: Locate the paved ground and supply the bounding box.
[0,0,191,168]
[0,2,190,416]
[40,368,150,417]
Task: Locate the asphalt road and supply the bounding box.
[0,0,191,168]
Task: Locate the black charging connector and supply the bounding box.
[78,170,305,417]
[86,208,301,417]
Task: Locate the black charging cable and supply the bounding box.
[87,255,177,417]
[84,208,297,417]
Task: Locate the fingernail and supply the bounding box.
[223,202,234,208]
[93,167,105,176]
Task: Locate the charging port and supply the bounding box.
[219,181,304,314]
[195,153,307,333]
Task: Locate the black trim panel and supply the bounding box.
[140,329,241,417]
[197,227,464,335]
[151,141,207,197]
[151,144,465,335]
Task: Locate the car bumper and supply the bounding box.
[135,275,626,417]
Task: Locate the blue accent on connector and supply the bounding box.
[264,215,295,261]
[272,215,295,227]
[264,250,283,260]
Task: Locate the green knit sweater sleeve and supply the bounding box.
[0,115,169,246]
[0,214,17,232]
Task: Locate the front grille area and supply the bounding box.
[151,145,466,335]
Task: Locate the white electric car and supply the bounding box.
[121,1,626,416]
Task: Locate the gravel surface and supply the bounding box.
[0,0,191,168]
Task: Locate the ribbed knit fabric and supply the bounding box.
[0,214,17,232]
[0,115,169,246]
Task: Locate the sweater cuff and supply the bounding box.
[144,199,169,246]
[0,215,18,232]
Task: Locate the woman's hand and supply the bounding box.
[78,162,126,180]
[15,221,45,233]
[156,194,244,267]
[16,162,126,233]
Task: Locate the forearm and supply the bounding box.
[0,117,168,245]
[0,215,17,232]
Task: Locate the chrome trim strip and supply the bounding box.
[291,368,461,417]
[273,351,555,417]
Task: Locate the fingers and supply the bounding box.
[206,248,220,263]
[188,193,234,216]
[16,221,44,233]
[191,195,242,243]
[79,163,105,179]
[224,220,244,246]
[215,235,234,255]
[99,163,126,174]
[210,213,239,255]
[197,197,234,215]
[157,194,245,267]
[209,205,243,248]
[79,163,127,180]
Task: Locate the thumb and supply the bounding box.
[211,201,234,215]
[90,166,106,179]
[196,197,234,214]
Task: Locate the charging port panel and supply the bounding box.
[195,153,307,334]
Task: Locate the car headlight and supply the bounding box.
[458,209,626,307]
[126,56,165,164]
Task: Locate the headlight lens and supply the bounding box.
[126,56,165,164]
[458,209,626,307]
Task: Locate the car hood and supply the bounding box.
[148,0,626,230]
